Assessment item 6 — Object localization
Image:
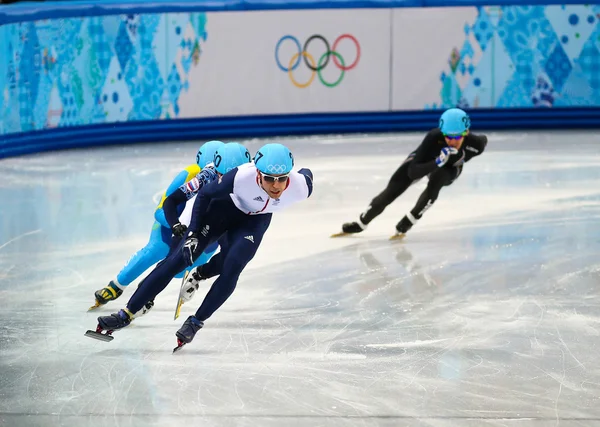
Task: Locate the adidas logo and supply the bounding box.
[201,224,210,237]
[253,196,264,202]
[244,235,254,243]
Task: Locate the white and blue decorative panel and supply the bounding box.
[3,5,600,139]
[0,13,209,135]
[429,5,600,109]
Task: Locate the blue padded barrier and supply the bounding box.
[3,107,600,158]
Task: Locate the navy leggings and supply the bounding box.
[127,199,272,322]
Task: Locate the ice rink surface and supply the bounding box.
[1,130,600,427]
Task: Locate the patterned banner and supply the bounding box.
[2,5,600,136]
[1,9,392,136]
[1,13,209,135]
[392,5,600,110]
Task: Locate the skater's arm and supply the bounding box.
[163,189,188,228]
[297,168,314,198]
[407,131,441,180]
[464,134,488,161]
[189,168,238,233]
[164,168,219,228]
[154,164,200,227]
[463,133,487,163]
[479,135,488,152]
[165,164,200,197]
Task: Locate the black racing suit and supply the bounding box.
[351,128,488,233]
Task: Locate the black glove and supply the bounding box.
[172,222,188,237]
[182,233,198,266]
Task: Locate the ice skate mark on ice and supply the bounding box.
[0,229,41,252]
[526,300,547,357]
[328,394,375,414]
[320,320,358,355]
[221,332,235,354]
[55,352,90,422]
[463,353,484,373]
[555,325,585,369]
[555,348,566,426]
[266,326,305,354]
[403,364,429,393]
[365,338,452,349]
[74,352,90,394]
[234,377,246,410]
[531,349,584,415]
[284,351,367,360]
[65,267,86,286]
[580,379,600,392]
[25,361,41,402]
[241,326,250,359]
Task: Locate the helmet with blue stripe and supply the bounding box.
[213,142,252,175]
[196,140,225,169]
[439,108,471,136]
[254,143,294,175]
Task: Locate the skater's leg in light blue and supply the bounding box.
[116,222,172,286]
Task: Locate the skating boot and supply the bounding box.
[182,267,208,302]
[174,267,208,320]
[173,315,204,353]
[390,214,416,240]
[84,308,134,342]
[89,280,123,311]
[131,279,155,318]
[136,300,155,318]
[331,217,367,238]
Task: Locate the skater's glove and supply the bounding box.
[172,222,188,237]
[182,234,198,266]
[435,147,459,167]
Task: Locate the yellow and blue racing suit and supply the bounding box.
[115,164,219,286]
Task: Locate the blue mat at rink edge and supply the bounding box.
[2,0,600,426]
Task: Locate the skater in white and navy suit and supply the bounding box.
[92,143,314,351]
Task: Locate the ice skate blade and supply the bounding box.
[389,233,406,241]
[174,298,184,321]
[87,301,102,311]
[173,338,187,353]
[84,330,114,342]
[330,231,355,238]
[174,271,189,320]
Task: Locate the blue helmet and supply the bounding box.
[439,108,471,136]
[254,143,294,175]
[213,142,252,175]
[196,140,225,169]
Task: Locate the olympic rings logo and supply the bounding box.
[266,164,287,174]
[275,34,361,88]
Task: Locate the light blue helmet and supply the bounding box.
[213,142,252,175]
[254,143,294,175]
[439,108,471,136]
[196,140,225,169]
